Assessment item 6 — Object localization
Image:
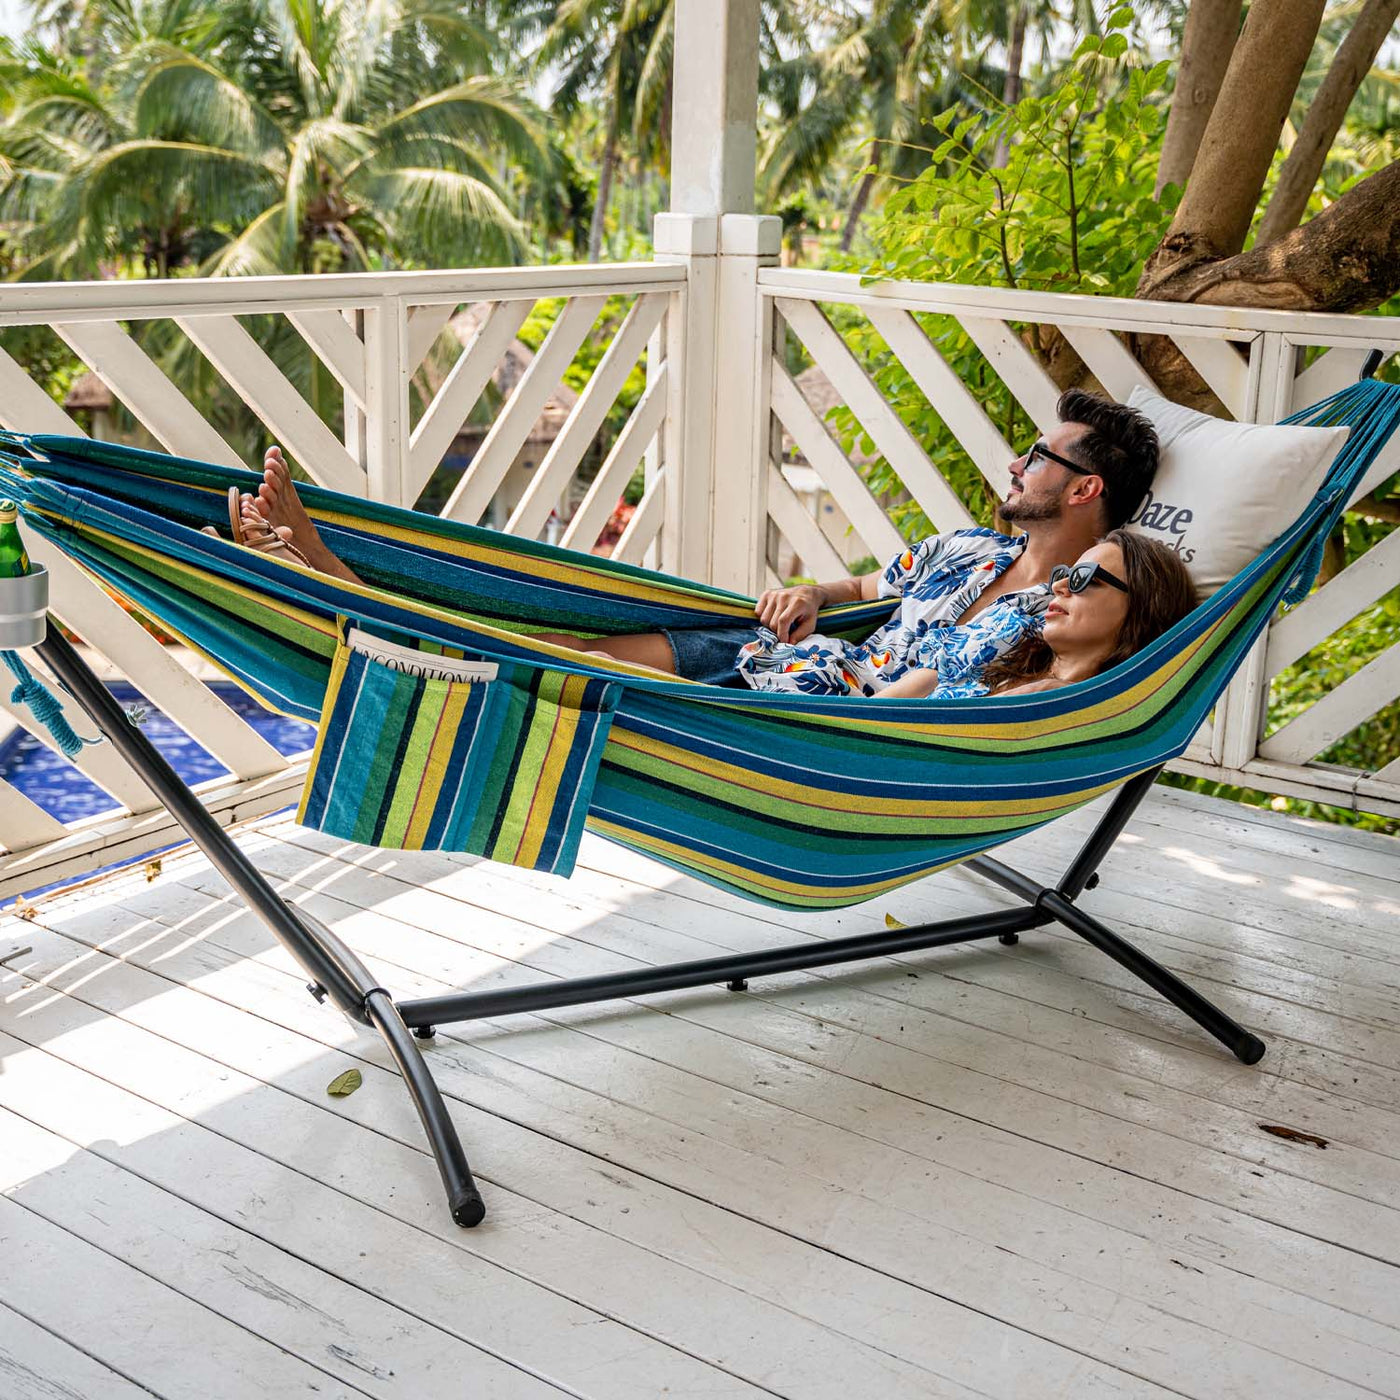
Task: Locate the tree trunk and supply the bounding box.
[839,158,879,252]
[588,81,623,263]
[1155,0,1241,197]
[588,137,619,262]
[991,5,1027,169]
[1255,0,1400,246]
[1141,0,1326,290]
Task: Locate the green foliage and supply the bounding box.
[872,56,1176,294]
[0,0,547,280]
[824,39,1176,542]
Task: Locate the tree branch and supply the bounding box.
[1255,0,1400,247]
[1354,491,1400,525]
[1155,0,1241,197]
[1143,157,1400,313]
[1141,0,1325,287]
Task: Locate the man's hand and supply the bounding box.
[755,584,827,643]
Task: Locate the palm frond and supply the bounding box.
[200,197,292,274]
[374,77,547,169]
[350,163,526,265]
[134,53,284,155]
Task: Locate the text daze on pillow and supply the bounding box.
[1128,490,1196,562]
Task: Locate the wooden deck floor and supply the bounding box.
[2,784,1399,1400]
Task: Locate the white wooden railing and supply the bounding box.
[0,263,684,898]
[741,268,1400,821]
[0,252,1396,899]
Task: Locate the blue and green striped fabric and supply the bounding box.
[1,378,1394,909]
[299,638,618,874]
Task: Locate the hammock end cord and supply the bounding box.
[1279,374,1400,607]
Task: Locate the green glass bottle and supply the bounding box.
[0,501,32,578]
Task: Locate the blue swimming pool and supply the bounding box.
[0,681,315,825]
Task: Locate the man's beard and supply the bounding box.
[1000,490,1059,523]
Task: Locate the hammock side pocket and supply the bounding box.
[298,628,620,876]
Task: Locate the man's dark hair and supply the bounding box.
[1056,388,1159,529]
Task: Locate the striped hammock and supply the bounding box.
[2,378,1396,910]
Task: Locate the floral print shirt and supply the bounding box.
[735,527,1049,697]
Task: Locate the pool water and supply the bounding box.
[0,681,316,825]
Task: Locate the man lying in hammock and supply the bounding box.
[239,388,1162,697]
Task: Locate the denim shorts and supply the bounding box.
[659,625,759,686]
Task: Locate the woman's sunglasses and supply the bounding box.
[1020,441,1093,476]
[1049,561,1131,595]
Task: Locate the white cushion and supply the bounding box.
[1123,386,1349,596]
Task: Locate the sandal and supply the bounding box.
[226,485,312,567]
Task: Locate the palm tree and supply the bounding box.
[761,0,1106,250]
[0,0,547,279]
[759,1,972,250]
[515,0,813,262]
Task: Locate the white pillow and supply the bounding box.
[1123,386,1349,597]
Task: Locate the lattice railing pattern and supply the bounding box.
[753,270,1400,819]
[0,264,684,896]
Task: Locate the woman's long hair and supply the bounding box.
[981,529,1197,694]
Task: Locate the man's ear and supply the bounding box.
[1068,474,1106,510]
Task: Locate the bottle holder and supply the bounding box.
[0,565,49,650]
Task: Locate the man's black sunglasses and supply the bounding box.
[1049,561,1131,595]
[1021,440,1092,476]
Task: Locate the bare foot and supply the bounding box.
[240,446,361,584]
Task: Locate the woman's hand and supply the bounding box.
[755,584,826,642]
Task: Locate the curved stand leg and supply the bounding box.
[31,624,489,1227]
[365,992,486,1227]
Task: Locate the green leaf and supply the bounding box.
[1105,6,1135,30]
[884,912,907,930]
[327,1069,363,1097]
[1101,34,1129,60]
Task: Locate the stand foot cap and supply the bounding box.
[1236,1036,1267,1065]
[726,978,748,992]
[997,933,1020,946]
[412,1025,436,1041]
[451,1188,487,1228]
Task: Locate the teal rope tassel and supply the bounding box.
[1,650,96,760]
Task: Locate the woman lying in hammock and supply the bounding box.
[873,528,1196,700]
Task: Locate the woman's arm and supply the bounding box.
[875,668,942,699]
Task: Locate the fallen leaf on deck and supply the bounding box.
[327,1069,363,1098]
[1259,1124,1328,1149]
[884,913,906,929]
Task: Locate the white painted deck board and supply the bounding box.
[0,1301,160,1400]
[0,787,1397,1399]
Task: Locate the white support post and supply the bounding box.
[655,216,717,580]
[361,298,410,507]
[655,0,768,588]
[1215,331,1294,773]
[711,215,782,593]
[341,308,368,469]
[642,307,669,570]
